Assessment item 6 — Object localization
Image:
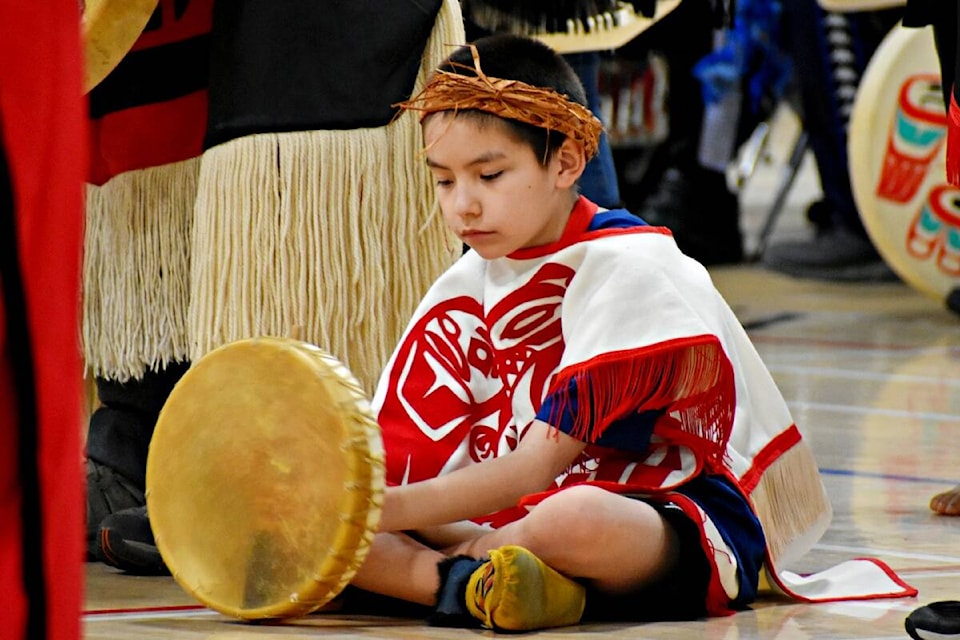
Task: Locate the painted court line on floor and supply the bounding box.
[751,334,960,355]
[766,364,960,386]
[819,467,957,485]
[813,543,960,564]
[84,608,214,623]
[787,400,960,423]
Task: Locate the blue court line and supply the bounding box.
[84,608,214,622]
[820,467,957,485]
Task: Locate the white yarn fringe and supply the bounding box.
[749,439,832,568]
[82,158,199,381]
[188,0,464,393]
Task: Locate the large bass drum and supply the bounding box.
[848,23,960,306]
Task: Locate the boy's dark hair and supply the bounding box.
[440,34,589,165]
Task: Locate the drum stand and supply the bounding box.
[732,115,810,262]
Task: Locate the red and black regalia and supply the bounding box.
[84,0,467,569]
[904,0,960,185]
[82,0,214,559]
[187,0,464,393]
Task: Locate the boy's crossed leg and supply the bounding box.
[351,485,681,630]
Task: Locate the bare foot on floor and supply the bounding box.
[930,486,960,515]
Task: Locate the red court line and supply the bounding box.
[889,564,960,574]
[84,604,206,616]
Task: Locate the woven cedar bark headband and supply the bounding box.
[394,44,604,160]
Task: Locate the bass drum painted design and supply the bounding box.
[849,23,960,302]
[146,337,385,620]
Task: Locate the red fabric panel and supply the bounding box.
[89,90,207,186]
[947,89,960,187]
[0,1,87,638]
[87,0,212,185]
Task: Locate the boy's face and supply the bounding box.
[423,113,582,260]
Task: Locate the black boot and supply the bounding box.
[85,361,189,560]
[761,200,898,282]
[98,505,168,575]
[429,555,485,628]
[85,459,144,561]
[761,224,897,282]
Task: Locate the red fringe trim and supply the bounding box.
[546,335,735,467]
[947,89,960,187]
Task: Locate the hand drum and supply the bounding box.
[145,337,384,620]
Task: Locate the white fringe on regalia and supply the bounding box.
[187,0,464,393]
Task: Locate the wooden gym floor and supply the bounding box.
[83,111,960,638]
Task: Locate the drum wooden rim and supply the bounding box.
[818,0,906,12]
[532,0,681,54]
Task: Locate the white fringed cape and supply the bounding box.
[373,197,916,605]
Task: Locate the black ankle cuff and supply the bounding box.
[429,555,484,628]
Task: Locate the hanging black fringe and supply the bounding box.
[464,0,657,36]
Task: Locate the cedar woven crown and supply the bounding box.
[395,44,604,160]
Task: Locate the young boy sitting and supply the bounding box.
[347,33,826,631]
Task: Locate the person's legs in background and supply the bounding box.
[902,0,960,516]
[613,0,743,266]
[564,51,622,210]
[82,0,211,567]
[87,364,189,570]
[461,10,622,211]
[762,0,901,281]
